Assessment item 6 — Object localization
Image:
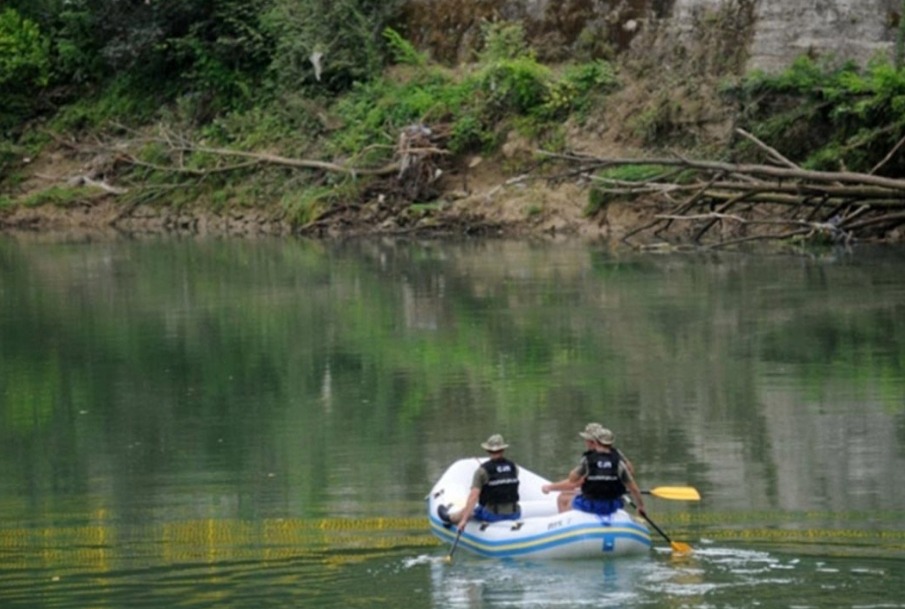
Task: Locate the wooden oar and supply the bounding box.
[640,511,693,554]
[445,528,464,563]
[643,486,701,501]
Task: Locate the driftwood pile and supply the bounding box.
[394,123,449,201]
[544,129,905,249]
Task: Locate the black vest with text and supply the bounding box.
[580,449,626,500]
[479,458,520,506]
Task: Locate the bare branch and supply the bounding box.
[123,154,262,176]
[870,132,905,176]
[735,128,799,169]
[169,144,400,176]
[548,152,905,191]
[543,146,905,247]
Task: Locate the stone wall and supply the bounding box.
[744,0,900,72]
[401,0,903,73]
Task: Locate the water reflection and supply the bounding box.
[0,516,429,572]
[425,545,903,609]
[0,515,433,609]
[1,236,904,609]
[430,558,650,607]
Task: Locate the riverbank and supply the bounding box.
[0,76,672,243]
[0,137,643,242]
[4,34,905,248]
[5,131,902,248]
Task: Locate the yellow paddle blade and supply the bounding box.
[670,540,693,554]
[647,486,701,501]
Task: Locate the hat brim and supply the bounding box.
[579,432,594,440]
[481,443,509,451]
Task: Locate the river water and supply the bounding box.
[1,236,903,608]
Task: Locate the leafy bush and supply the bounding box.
[735,56,905,173]
[383,27,427,67]
[48,77,158,132]
[263,0,404,93]
[326,25,618,158]
[0,8,50,129]
[449,114,493,153]
[542,60,619,119]
[52,1,107,85]
[162,0,274,115]
[467,22,553,118]
[474,57,553,117]
[329,69,476,157]
[478,22,534,63]
[10,0,273,118]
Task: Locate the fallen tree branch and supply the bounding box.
[123,154,262,176]
[692,191,755,244]
[841,210,905,232]
[711,228,814,250]
[544,152,905,191]
[657,212,843,231]
[168,144,400,176]
[541,147,905,248]
[870,132,905,176]
[736,128,799,169]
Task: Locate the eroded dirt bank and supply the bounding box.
[0,170,627,242]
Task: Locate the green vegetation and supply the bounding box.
[0,8,50,130]
[2,1,905,231]
[1,2,629,219]
[733,56,905,174]
[22,184,95,208]
[630,93,687,146]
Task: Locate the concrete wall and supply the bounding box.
[402,0,903,73]
[744,0,900,72]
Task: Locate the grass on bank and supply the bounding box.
[5,19,905,228]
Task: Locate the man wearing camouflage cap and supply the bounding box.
[542,423,646,517]
[438,433,521,531]
[546,423,636,512]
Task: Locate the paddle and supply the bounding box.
[445,527,464,563]
[643,486,701,501]
[639,511,692,554]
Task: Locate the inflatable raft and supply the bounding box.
[427,458,652,560]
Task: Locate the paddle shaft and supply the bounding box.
[641,512,673,544]
[446,528,464,562]
[639,511,692,553]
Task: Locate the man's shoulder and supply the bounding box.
[614,447,630,459]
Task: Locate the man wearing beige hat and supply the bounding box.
[438,434,521,531]
[542,424,646,517]
[546,423,636,512]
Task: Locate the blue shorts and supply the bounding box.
[573,495,623,516]
[473,505,521,522]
